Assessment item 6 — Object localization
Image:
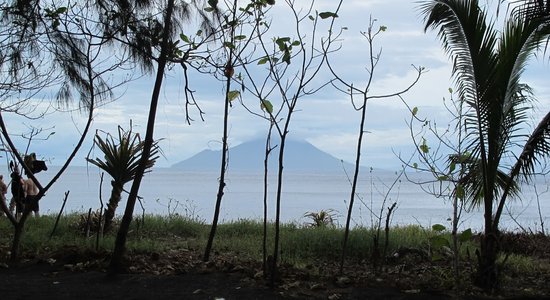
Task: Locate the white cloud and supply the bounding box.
[4,0,548,170]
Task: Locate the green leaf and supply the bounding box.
[419,138,429,154]
[319,12,338,19]
[261,99,273,114]
[180,33,190,43]
[258,56,269,65]
[419,144,429,154]
[449,161,456,173]
[458,152,471,163]
[196,29,203,36]
[379,25,387,32]
[412,106,418,116]
[227,90,240,102]
[455,185,465,200]
[234,35,247,41]
[291,40,301,46]
[282,51,291,64]
[430,235,450,249]
[204,7,214,12]
[437,175,449,181]
[208,0,218,8]
[448,87,453,93]
[432,224,446,232]
[223,41,235,49]
[459,228,473,243]
[412,162,418,169]
[275,37,290,51]
[309,15,314,21]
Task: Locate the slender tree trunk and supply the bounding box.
[203,0,237,262]
[50,191,70,239]
[270,131,287,287]
[451,195,460,288]
[103,181,123,232]
[10,207,32,262]
[340,96,368,274]
[262,125,273,276]
[203,68,231,262]
[109,0,174,273]
[383,202,397,258]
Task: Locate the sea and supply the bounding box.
[13,166,550,232]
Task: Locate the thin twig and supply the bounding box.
[49,191,70,240]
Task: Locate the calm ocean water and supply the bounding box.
[19,166,550,232]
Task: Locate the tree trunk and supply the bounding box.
[270,130,287,287]
[103,181,123,232]
[203,73,230,262]
[475,229,500,292]
[340,95,368,274]
[203,0,237,262]
[262,126,273,276]
[109,0,174,274]
[10,206,32,262]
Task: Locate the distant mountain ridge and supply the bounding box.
[171,139,356,173]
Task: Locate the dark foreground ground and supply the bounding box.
[0,260,455,300]
[1,248,549,300]
[0,261,457,300]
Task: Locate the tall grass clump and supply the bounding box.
[281,226,343,263]
[1,214,450,266]
[129,214,206,239]
[384,225,431,250]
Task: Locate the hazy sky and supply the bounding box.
[4,0,549,169]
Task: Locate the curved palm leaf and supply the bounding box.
[452,155,519,208]
[87,126,159,186]
[421,0,500,203]
[421,0,550,208]
[510,0,550,21]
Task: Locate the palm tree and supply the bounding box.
[87,125,159,232]
[420,0,550,290]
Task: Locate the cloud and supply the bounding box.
[3,0,548,171]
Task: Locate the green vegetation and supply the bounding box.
[86,124,160,232]
[0,214,444,263]
[420,0,550,290]
[1,0,549,294]
[3,213,550,297]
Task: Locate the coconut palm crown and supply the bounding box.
[420,0,550,290]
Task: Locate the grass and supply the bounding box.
[0,213,543,275]
[0,214,426,258]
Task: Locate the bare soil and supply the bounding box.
[1,240,550,300]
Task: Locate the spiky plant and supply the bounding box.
[87,125,159,232]
[304,209,336,228]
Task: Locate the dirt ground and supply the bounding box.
[0,261,453,300]
[1,247,549,300]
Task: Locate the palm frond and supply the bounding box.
[514,110,550,181]
[86,125,160,185]
[422,0,550,210]
[457,156,520,208]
